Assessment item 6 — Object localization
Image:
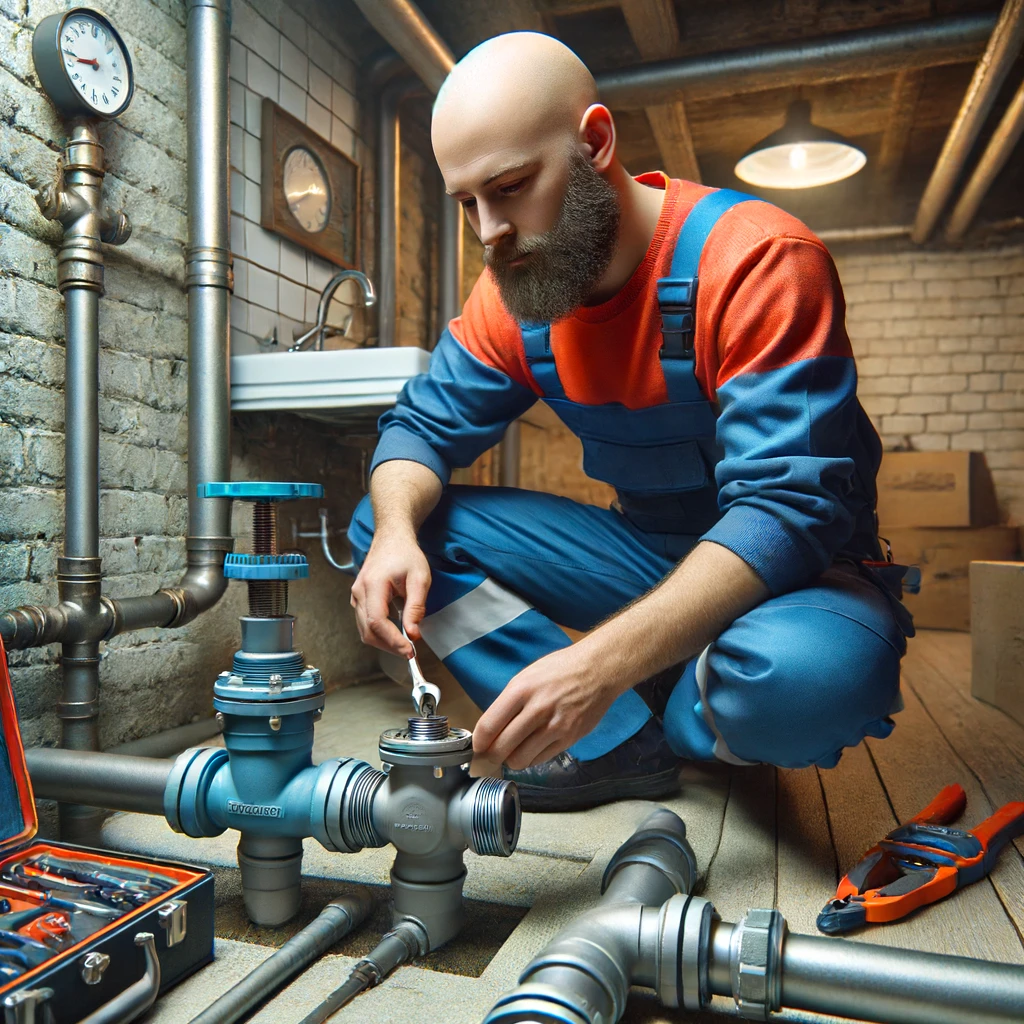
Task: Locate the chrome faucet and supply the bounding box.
[289,269,377,352]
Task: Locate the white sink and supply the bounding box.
[230,347,431,424]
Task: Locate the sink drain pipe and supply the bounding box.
[186,890,373,1024]
[484,809,1024,1024]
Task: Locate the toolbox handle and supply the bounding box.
[78,933,160,1024]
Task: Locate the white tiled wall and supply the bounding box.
[228,0,367,354]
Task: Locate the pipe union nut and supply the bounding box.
[731,907,786,1020]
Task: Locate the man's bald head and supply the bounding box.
[433,32,624,323]
[433,32,597,162]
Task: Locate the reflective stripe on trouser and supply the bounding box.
[348,486,907,767]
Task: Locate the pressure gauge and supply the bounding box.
[283,147,331,234]
[32,7,134,119]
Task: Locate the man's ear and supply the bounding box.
[578,104,616,172]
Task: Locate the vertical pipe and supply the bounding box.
[377,82,404,348]
[437,180,463,331]
[185,0,233,543]
[63,288,100,556]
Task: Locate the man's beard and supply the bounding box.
[485,152,620,323]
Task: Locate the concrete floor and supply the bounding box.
[91,630,1023,1023]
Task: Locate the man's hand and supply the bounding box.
[472,541,769,770]
[351,459,443,657]
[473,643,619,769]
[350,530,431,658]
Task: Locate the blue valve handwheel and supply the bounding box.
[198,482,324,501]
[223,553,310,580]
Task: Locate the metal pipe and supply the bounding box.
[485,812,1024,1024]
[109,717,222,758]
[1,0,233,651]
[377,79,419,348]
[775,931,1024,1024]
[186,891,373,1024]
[944,78,1024,242]
[911,0,1024,243]
[594,14,997,109]
[438,177,464,331]
[25,748,173,815]
[351,0,454,94]
[63,287,99,558]
[183,0,233,554]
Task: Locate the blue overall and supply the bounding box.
[350,189,911,769]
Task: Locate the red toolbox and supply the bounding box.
[0,638,214,1021]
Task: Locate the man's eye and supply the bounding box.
[500,180,524,196]
[460,197,477,210]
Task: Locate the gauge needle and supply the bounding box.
[76,57,99,67]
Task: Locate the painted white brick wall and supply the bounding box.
[835,244,1024,522]
[228,0,368,354]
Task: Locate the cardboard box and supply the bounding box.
[882,526,1019,631]
[876,451,999,528]
[971,560,1024,728]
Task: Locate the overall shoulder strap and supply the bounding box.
[657,188,761,377]
[520,321,567,400]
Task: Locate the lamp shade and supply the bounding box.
[735,100,866,189]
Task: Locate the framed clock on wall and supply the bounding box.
[260,98,360,268]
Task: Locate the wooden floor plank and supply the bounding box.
[896,651,1024,938]
[865,675,1024,963]
[702,764,776,922]
[775,766,839,937]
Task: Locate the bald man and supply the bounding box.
[348,33,913,811]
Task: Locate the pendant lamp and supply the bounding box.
[734,100,866,189]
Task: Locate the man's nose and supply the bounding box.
[477,203,514,248]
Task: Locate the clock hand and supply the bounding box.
[76,57,99,67]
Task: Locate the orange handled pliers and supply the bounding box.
[817,783,1024,934]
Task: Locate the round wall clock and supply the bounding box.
[33,7,134,119]
[261,99,361,269]
[283,147,331,234]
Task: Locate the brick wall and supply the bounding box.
[0,0,387,757]
[834,243,1024,523]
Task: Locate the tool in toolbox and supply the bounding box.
[817,783,1024,934]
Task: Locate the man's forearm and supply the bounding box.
[576,540,770,691]
[369,459,444,540]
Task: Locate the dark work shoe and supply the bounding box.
[633,662,684,718]
[502,718,683,812]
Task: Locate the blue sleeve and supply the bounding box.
[700,356,862,595]
[370,329,537,485]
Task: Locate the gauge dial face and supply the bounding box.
[283,147,331,234]
[59,11,131,116]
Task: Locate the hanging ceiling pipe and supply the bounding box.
[911,0,1024,243]
[0,0,234,654]
[352,0,454,94]
[594,14,997,109]
[944,77,1024,242]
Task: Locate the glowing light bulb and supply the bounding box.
[789,144,807,170]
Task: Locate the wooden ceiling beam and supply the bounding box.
[618,0,702,183]
[876,68,925,196]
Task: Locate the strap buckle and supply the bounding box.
[657,276,697,359]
